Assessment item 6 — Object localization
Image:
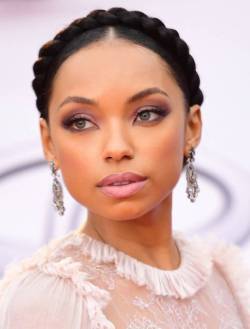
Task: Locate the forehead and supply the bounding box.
[50,39,182,106]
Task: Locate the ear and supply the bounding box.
[184,104,202,156]
[39,118,58,168]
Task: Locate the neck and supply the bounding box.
[78,195,181,270]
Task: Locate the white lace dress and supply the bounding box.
[0,229,249,328]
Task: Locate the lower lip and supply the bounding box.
[98,179,147,198]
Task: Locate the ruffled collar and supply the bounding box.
[60,229,214,300]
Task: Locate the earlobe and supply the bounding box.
[39,118,56,163]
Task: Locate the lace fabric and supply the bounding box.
[0,229,249,329]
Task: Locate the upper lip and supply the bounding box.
[96,172,147,187]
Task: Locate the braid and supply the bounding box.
[32,7,204,120]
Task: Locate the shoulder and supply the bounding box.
[204,233,250,289]
[0,234,115,329]
[182,231,250,280]
[190,232,250,324]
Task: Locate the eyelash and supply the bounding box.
[63,107,168,132]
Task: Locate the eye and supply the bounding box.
[135,107,168,123]
[62,106,168,132]
[63,115,94,131]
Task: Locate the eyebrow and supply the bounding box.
[57,87,169,111]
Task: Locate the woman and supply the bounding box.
[0,7,249,328]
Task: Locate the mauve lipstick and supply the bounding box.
[96,172,148,198]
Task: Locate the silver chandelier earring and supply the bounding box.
[49,160,65,216]
[185,147,200,202]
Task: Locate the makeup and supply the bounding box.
[98,179,148,198]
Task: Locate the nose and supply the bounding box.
[102,123,134,162]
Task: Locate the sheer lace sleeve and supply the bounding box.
[0,261,116,329]
[0,236,115,329]
[0,268,92,328]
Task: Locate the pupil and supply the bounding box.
[140,112,150,120]
[77,120,85,128]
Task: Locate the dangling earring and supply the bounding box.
[49,160,65,215]
[185,147,200,202]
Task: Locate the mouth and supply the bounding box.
[106,180,138,186]
[96,172,147,187]
[97,179,148,199]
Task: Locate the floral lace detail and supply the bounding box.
[53,230,246,328]
[0,229,249,329]
[49,236,117,291]
[38,257,115,329]
[126,269,245,329]
[127,315,162,329]
[132,292,156,309]
[70,229,214,299]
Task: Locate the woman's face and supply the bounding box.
[40,38,201,221]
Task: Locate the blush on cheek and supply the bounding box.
[57,150,92,201]
[151,132,184,191]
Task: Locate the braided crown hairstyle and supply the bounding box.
[32,7,204,124]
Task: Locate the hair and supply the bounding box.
[32,7,204,166]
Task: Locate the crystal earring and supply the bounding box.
[185,147,200,202]
[49,160,65,215]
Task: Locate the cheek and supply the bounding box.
[52,134,98,201]
[142,121,185,190]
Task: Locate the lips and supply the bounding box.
[96,172,147,187]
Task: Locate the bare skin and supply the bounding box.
[39,31,202,271]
